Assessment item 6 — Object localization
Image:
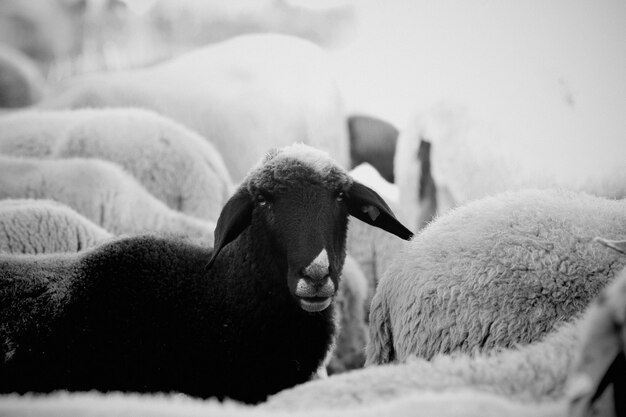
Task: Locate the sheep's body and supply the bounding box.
[0,44,45,108]
[269,262,626,415]
[0,199,112,254]
[395,105,626,231]
[348,115,398,183]
[368,189,626,364]
[0,155,215,244]
[0,144,412,403]
[39,34,349,181]
[327,255,368,374]
[0,390,566,417]
[267,319,581,410]
[0,108,233,221]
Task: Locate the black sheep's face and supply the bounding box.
[254,182,350,313]
[206,144,414,313]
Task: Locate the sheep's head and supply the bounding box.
[207,144,413,313]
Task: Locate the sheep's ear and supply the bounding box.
[206,187,253,270]
[345,181,413,240]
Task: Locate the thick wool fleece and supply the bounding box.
[394,105,626,231]
[368,189,626,364]
[244,143,350,197]
[0,390,566,417]
[0,199,112,254]
[0,108,233,221]
[39,34,350,182]
[0,235,333,403]
[267,318,580,410]
[0,155,215,245]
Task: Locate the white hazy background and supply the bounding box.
[321,0,625,151]
[3,0,624,157]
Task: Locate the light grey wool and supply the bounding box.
[0,155,215,245]
[38,33,350,182]
[368,189,626,365]
[0,199,112,254]
[0,108,233,222]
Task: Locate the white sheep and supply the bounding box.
[0,155,215,245]
[0,199,112,254]
[367,189,626,365]
[0,108,233,221]
[0,390,567,417]
[395,104,626,232]
[39,33,350,182]
[266,318,581,410]
[0,44,45,108]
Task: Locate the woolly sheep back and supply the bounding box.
[0,108,233,221]
[0,155,215,244]
[0,390,566,417]
[39,34,349,182]
[266,318,580,411]
[0,199,112,254]
[367,189,626,364]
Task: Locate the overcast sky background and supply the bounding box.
[319,0,625,150]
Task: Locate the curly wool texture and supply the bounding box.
[368,189,626,364]
[0,199,112,254]
[0,108,233,221]
[244,144,351,197]
[0,155,215,245]
[39,33,349,182]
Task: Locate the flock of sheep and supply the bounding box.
[0,32,625,416]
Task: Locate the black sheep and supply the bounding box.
[0,144,412,404]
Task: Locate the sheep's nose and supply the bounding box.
[300,249,330,283]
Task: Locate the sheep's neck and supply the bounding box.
[213,225,287,295]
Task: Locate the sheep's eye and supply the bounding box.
[256,194,268,206]
[336,191,345,202]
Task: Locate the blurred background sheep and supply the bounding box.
[0,0,624,414]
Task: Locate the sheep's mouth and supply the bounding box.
[297,296,332,312]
